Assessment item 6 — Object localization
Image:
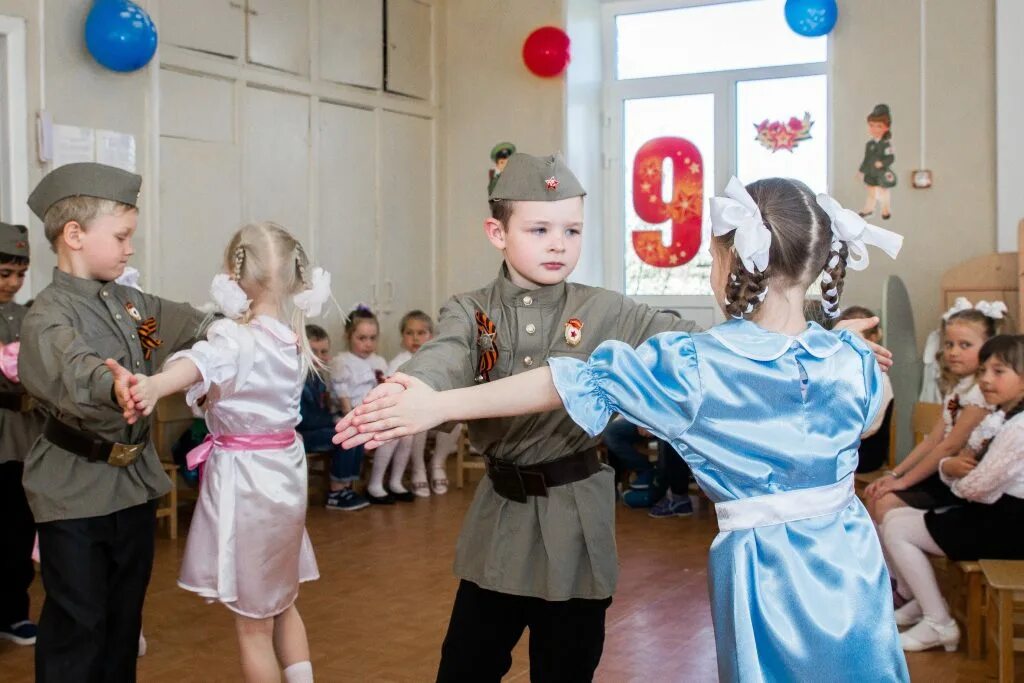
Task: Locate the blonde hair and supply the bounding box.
[42,196,136,252]
[224,221,322,374]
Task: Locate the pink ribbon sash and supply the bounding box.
[186,431,297,471]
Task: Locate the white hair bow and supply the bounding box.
[710,177,772,273]
[293,267,332,318]
[943,297,974,321]
[976,300,1008,320]
[815,194,903,270]
[115,266,144,292]
[210,273,251,319]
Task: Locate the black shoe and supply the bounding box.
[366,491,395,505]
[387,486,415,503]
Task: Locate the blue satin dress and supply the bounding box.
[548,320,909,682]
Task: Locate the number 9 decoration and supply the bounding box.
[631,137,704,268]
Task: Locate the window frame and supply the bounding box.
[600,0,832,323]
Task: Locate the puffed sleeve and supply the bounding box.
[547,332,702,443]
[330,355,354,400]
[400,298,475,391]
[960,384,991,410]
[166,319,252,407]
[838,330,885,433]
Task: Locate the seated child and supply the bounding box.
[300,325,368,511]
[836,305,895,472]
[865,301,1003,521]
[330,307,389,504]
[883,335,1024,652]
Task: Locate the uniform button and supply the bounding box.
[522,296,533,306]
[131,334,136,340]
[525,323,536,334]
[135,361,141,368]
[523,356,534,367]
[115,314,122,320]
[102,291,109,297]
[6,315,12,321]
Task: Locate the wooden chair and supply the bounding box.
[152,393,195,540]
[931,557,987,659]
[912,402,942,445]
[455,425,483,489]
[980,559,1024,681]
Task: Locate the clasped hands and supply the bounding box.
[104,359,163,425]
[333,373,441,451]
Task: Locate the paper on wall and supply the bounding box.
[51,124,95,168]
[95,129,137,172]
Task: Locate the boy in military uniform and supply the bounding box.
[17,162,207,682]
[0,222,44,647]
[340,153,696,681]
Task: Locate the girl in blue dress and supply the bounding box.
[341,177,908,682]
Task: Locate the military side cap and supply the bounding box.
[0,222,29,258]
[489,153,586,202]
[869,104,891,119]
[490,141,516,161]
[28,162,142,220]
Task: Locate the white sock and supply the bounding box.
[882,509,950,622]
[283,660,314,683]
[389,436,414,493]
[408,432,429,483]
[368,441,397,497]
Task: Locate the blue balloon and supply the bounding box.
[85,0,158,73]
[784,0,838,37]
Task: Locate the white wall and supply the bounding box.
[996,0,1024,253]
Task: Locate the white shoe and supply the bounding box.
[138,632,147,657]
[894,599,923,627]
[900,617,960,652]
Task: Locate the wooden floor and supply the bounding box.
[0,471,1013,681]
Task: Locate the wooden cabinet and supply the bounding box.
[247,0,310,75]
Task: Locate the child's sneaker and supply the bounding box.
[649,495,694,518]
[622,488,654,508]
[326,489,369,511]
[629,469,655,490]
[0,620,37,646]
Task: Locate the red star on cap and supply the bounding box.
[545,176,559,190]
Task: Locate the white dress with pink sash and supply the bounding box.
[173,316,319,619]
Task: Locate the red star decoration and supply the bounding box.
[545,176,559,190]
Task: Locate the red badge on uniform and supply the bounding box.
[564,318,583,346]
[545,176,559,191]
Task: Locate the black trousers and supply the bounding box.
[0,461,35,626]
[437,580,612,683]
[35,501,156,683]
[657,439,692,497]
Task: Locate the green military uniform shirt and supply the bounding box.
[0,301,44,463]
[402,265,699,600]
[18,268,207,522]
[860,135,897,188]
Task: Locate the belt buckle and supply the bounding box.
[520,470,548,498]
[488,458,528,504]
[19,395,36,412]
[108,442,143,467]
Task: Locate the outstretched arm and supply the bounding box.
[833,317,893,372]
[123,358,202,419]
[335,368,561,450]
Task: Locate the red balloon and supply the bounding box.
[522,26,570,78]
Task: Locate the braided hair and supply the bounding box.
[713,178,834,320]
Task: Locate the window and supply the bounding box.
[604,0,829,303]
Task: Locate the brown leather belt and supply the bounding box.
[486,448,601,503]
[0,392,35,413]
[43,416,144,468]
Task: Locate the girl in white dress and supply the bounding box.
[112,222,331,683]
